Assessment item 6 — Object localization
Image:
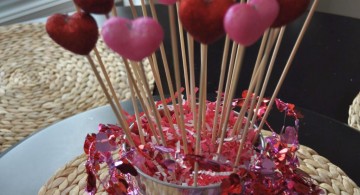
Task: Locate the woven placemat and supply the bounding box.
[0,23,155,153]
[39,131,360,195]
[349,92,360,131]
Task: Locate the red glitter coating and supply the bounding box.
[179,0,235,44]
[46,12,99,55]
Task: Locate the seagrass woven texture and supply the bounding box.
[38,144,360,195]
[348,92,360,131]
[0,23,154,153]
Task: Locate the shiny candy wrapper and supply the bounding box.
[84,94,324,194]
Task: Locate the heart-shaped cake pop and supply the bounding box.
[102,17,164,61]
[46,12,99,55]
[179,0,234,44]
[271,0,310,27]
[74,0,114,14]
[224,3,264,46]
[157,0,178,5]
[249,0,279,30]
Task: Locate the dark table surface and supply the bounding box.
[115,5,360,124]
[268,107,360,185]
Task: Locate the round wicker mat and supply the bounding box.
[349,92,360,131]
[0,23,154,153]
[39,132,360,195]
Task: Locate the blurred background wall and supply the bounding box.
[1,0,360,25]
[317,0,360,19]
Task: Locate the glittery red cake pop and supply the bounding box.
[74,0,114,14]
[46,12,99,55]
[272,0,311,27]
[179,0,234,44]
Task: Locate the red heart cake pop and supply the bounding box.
[179,0,234,44]
[271,0,310,27]
[46,12,99,55]
[74,0,114,14]
[157,0,178,5]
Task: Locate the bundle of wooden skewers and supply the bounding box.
[45,0,325,194]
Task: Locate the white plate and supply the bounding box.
[0,103,131,195]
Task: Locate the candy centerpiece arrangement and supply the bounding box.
[46,0,325,194]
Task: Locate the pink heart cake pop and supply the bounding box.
[46,12,99,55]
[102,17,164,61]
[249,0,279,30]
[224,3,264,46]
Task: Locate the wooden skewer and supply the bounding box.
[128,0,138,18]
[73,4,81,12]
[169,5,189,153]
[123,59,162,144]
[218,48,241,140]
[73,2,137,146]
[176,2,190,101]
[140,0,148,16]
[107,0,150,144]
[131,63,159,128]
[93,48,131,123]
[86,55,135,147]
[218,43,238,137]
[146,2,192,158]
[133,62,155,112]
[193,162,199,187]
[251,30,271,84]
[196,44,208,154]
[92,47,147,144]
[137,62,168,146]
[109,0,169,147]
[127,71,146,145]
[147,0,182,127]
[232,30,280,167]
[220,0,265,139]
[149,54,175,128]
[255,0,319,139]
[231,30,271,136]
[250,27,286,128]
[112,0,170,146]
[242,29,280,133]
[130,61,166,145]
[119,0,174,128]
[216,45,245,155]
[194,43,208,187]
[202,47,208,132]
[111,5,118,17]
[233,62,264,169]
[147,2,177,97]
[233,30,282,167]
[212,36,231,143]
[187,35,198,135]
[129,61,153,117]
